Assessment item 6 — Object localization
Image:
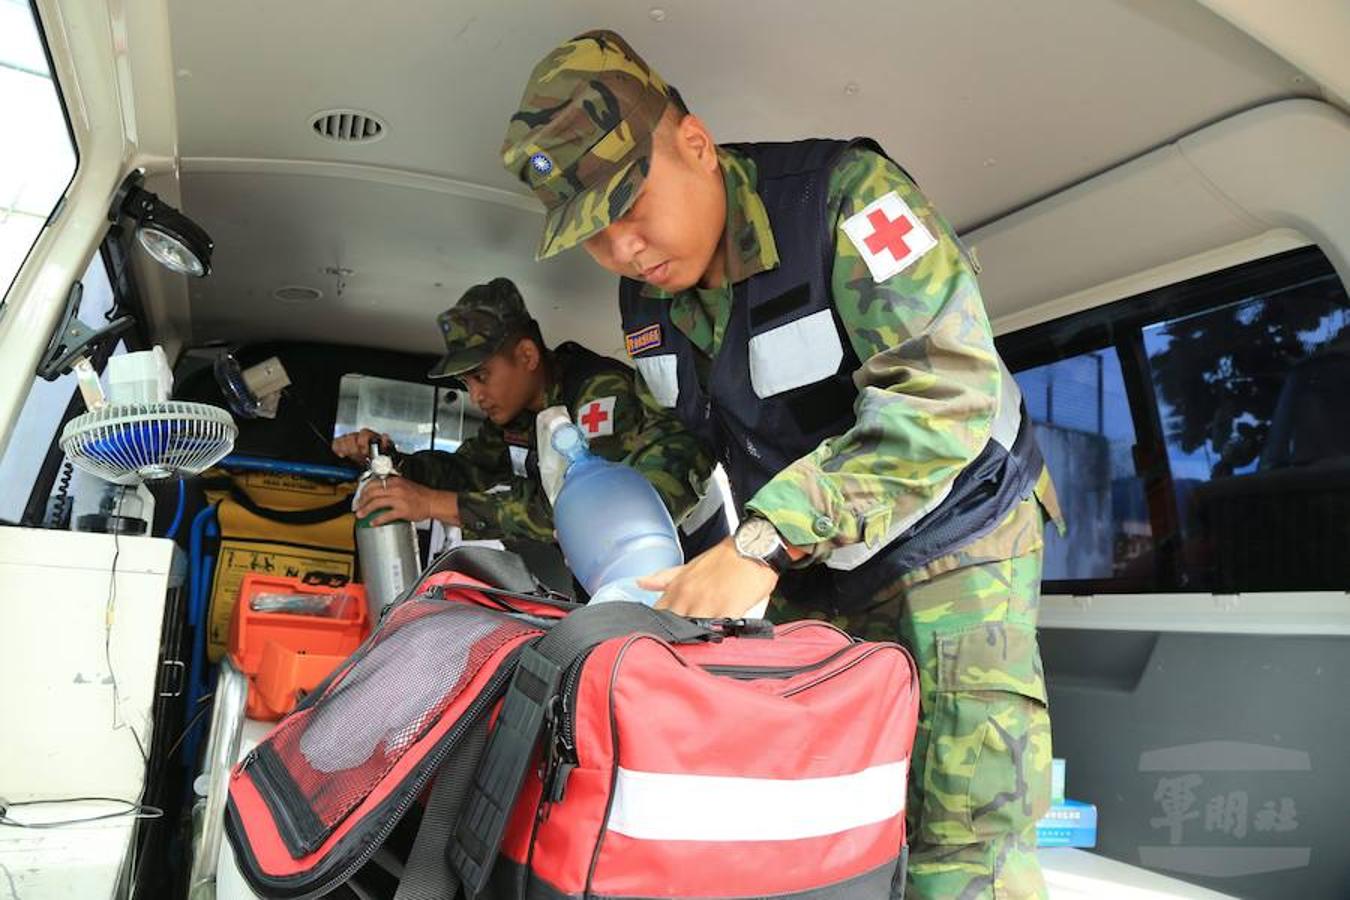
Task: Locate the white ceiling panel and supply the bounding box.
[164,0,1320,350]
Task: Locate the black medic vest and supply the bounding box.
[620,139,1043,611]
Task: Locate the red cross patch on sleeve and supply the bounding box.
[576,396,617,438]
[840,191,938,284]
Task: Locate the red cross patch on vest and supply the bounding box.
[840,191,937,284]
[577,396,616,438]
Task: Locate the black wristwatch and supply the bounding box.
[733,516,793,575]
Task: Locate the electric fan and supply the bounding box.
[60,347,238,485]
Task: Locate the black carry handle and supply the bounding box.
[447,603,719,897]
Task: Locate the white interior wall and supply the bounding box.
[972,99,1350,334]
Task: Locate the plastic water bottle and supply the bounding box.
[550,422,682,606]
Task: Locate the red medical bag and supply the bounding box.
[226,548,919,899]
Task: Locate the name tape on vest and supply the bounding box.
[625,323,663,357]
[841,191,937,284]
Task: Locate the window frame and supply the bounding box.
[997,245,1345,596]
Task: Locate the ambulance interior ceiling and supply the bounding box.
[151,0,1348,360]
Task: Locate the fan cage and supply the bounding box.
[60,402,238,485]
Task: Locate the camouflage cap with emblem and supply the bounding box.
[429,277,534,380]
[502,30,675,260]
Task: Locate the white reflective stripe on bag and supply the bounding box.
[606,760,907,842]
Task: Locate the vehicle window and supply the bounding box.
[1015,350,1150,583]
[1143,271,1350,592]
[0,251,118,524]
[334,373,479,455]
[1001,246,1350,594]
[0,0,78,304]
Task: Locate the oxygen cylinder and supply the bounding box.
[354,440,421,621]
[549,421,682,605]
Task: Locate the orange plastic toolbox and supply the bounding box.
[228,574,370,719]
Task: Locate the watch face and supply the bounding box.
[736,518,781,558]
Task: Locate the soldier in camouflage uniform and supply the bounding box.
[500,31,1066,899]
[334,276,712,544]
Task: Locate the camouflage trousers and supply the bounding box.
[774,497,1052,900]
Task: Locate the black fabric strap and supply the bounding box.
[419,546,548,597]
[532,601,714,668]
[449,603,716,897]
[226,483,353,525]
[394,714,490,900]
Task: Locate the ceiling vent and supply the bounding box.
[309,109,386,144]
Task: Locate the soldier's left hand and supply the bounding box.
[640,537,778,618]
[356,477,448,526]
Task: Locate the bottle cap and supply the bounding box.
[550,420,588,460]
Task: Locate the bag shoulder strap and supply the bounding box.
[394,714,490,900]
[226,482,353,525]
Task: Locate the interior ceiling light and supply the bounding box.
[272,285,323,303]
[110,171,214,277]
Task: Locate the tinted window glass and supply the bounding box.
[1143,272,1350,591]
[1000,246,1350,593]
[1015,350,1150,582]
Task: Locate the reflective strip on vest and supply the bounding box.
[678,476,727,535]
[990,359,1024,452]
[825,365,1025,571]
[635,354,680,408]
[747,310,846,398]
[606,760,907,842]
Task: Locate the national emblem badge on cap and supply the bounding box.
[529,152,554,177]
[501,30,676,260]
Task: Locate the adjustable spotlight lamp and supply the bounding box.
[110,170,215,277]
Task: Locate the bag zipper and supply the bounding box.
[775,619,853,639]
[539,653,588,810]
[699,644,856,680]
[783,644,905,697]
[553,628,861,758]
[234,652,521,899]
[545,635,864,803]
[246,743,324,855]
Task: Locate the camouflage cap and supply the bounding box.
[502,30,673,260]
[429,277,533,380]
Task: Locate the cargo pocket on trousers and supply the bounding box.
[918,621,1051,847]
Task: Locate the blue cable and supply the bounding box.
[182,503,218,776]
[164,478,186,541]
[219,453,358,482]
[186,504,216,630]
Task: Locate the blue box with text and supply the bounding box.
[1036,798,1098,848]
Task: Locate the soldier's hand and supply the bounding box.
[356,477,456,526]
[332,428,395,464]
[640,537,777,618]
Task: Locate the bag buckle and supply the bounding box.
[701,617,775,639]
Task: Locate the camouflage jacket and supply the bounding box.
[394,342,712,542]
[399,345,651,542]
[634,145,1061,572]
